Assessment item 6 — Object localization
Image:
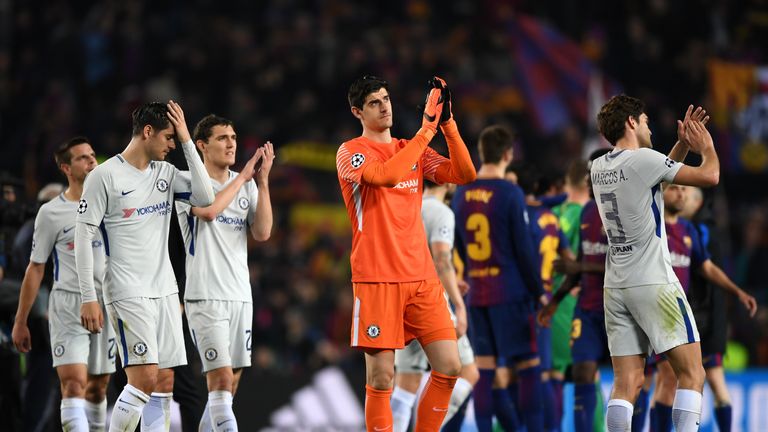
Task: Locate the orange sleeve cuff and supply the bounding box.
[435,120,477,184]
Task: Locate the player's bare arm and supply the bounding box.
[699,260,758,317]
[75,222,103,334]
[672,120,720,187]
[668,105,709,162]
[430,241,468,337]
[11,261,46,352]
[251,141,274,241]
[192,149,264,221]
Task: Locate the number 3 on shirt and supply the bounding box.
[600,192,627,244]
[467,213,492,261]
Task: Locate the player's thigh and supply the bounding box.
[108,297,160,367]
[56,363,88,397]
[186,300,230,373]
[488,300,538,361]
[156,293,187,369]
[49,290,93,369]
[571,308,609,365]
[604,288,650,357]
[364,349,396,389]
[423,339,461,375]
[404,279,455,347]
[352,282,407,349]
[87,299,117,376]
[228,301,253,370]
[626,283,700,355]
[467,306,496,358]
[664,341,704,385]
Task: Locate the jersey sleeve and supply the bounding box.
[508,187,545,298]
[687,220,710,268]
[336,142,376,184]
[172,169,193,203]
[422,147,449,184]
[246,179,260,225]
[77,167,109,226]
[29,206,55,264]
[631,148,684,187]
[428,205,455,247]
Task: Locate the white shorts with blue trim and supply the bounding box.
[49,290,117,374]
[604,282,699,357]
[107,294,187,369]
[185,300,253,372]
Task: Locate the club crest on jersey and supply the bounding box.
[366,324,381,338]
[205,348,218,361]
[133,342,148,356]
[156,179,169,192]
[238,197,249,210]
[351,153,365,169]
[54,344,65,357]
[77,199,88,214]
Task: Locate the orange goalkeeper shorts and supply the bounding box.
[350,278,456,350]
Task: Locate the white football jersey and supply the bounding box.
[176,171,259,302]
[77,154,196,303]
[421,195,454,247]
[30,193,106,295]
[590,147,683,288]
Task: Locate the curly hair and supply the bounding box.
[597,95,644,146]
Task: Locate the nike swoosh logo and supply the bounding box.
[432,407,448,412]
[373,427,391,431]
[121,189,135,196]
[63,226,74,233]
[118,398,140,408]
[216,420,233,427]
[424,113,436,122]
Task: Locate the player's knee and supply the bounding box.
[367,367,395,390]
[573,362,596,385]
[61,378,87,398]
[85,376,109,402]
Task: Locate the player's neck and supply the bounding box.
[204,161,230,184]
[525,194,541,206]
[476,163,506,179]
[566,189,590,205]
[615,136,640,151]
[63,181,83,202]
[122,139,152,170]
[361,127,392,143]
[665,211,678,223]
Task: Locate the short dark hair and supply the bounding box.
[510,163,540,195]
[54,136,91,166]
[193,114,234,142]
[131,102,170,137]
[597,95,644,146]
[348,75,389,109]
[478,125,514,164]
[564,159,590,187]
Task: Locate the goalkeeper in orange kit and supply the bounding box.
[336,75,477,431]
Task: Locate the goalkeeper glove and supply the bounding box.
[429,76,453,124]
[421,83,444,133]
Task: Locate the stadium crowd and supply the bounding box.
[0,0,766,431]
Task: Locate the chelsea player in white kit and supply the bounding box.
[12,137,114,431]
[175,115,274,432]
[75,101,215,432]
[591,95,718,432]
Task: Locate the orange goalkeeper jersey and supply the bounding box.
[336,121,476,283]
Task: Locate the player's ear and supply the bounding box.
[143,125,153,139]
[351,106,362,120]
[195,139,206,153]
